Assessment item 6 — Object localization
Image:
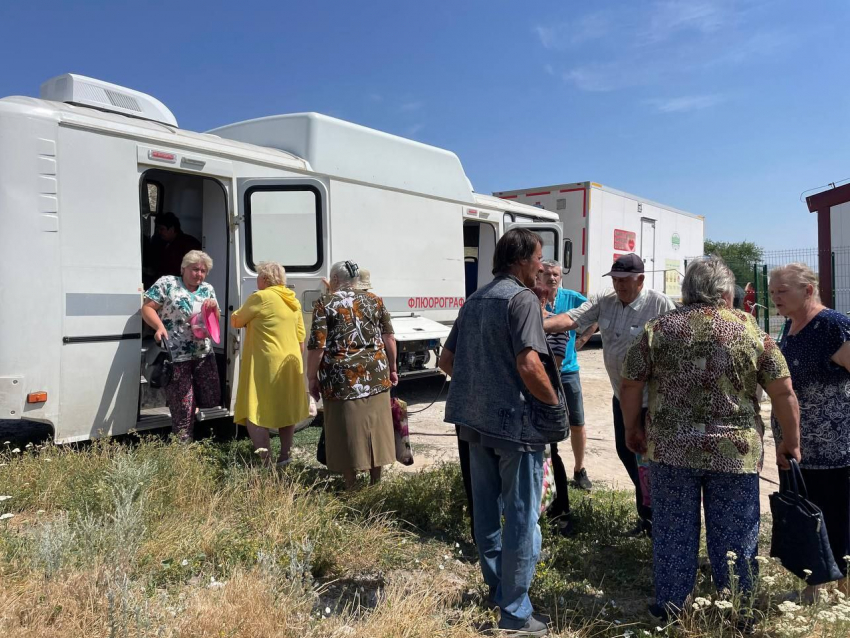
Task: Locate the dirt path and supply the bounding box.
[394,343,781,513]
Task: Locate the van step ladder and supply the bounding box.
[196,407,228,422]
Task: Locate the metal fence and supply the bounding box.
[686,247,850,339]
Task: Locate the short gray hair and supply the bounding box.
[256,261,286,286]
[769,263,821,304]
[541,259,561,269]
[181,250,213,272]
[329,261,360,290]
[681,256,735,306]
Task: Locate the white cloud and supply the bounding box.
[367,93,383,103]
[643,0,728,43]
[541,1,792,93]
[646,94,725,113]
[534,25,561,50]
[399,101,423,112]
[707,29,790,66]
[533,12,612,50]
[408,123,425,137]
[563,58,668,92]
[562,66,635,92]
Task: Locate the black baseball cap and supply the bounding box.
[604,253,645,278]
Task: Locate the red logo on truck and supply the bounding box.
[407,297,465,309]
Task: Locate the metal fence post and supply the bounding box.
[832,251,836,310]
[762,264,769,334]
[752,263,759,324]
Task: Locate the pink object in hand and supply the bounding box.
[190,313,207,340]
[203,304,220,344]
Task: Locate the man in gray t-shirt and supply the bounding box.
[440,229,561,636]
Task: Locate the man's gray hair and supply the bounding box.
[542,259,561,269]
[329,261,360,290]
[682,256,736,306]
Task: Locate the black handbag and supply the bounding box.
[769,458,843,585]
[149,338,174,389]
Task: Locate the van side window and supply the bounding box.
[535,229,558,262]
[245,186,323,272]
[563,238,572,272]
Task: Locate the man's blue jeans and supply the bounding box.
[470,442,544,628]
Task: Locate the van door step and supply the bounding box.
[196,407,228,422]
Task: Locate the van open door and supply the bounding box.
[504,221,565,267]
[235,177,328,303]
[234,177,329,407]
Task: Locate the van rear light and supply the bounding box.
[27,392,48,404]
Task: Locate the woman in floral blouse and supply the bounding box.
[307,261,398,489]
[770,263,850,594]
[142,250,221,442]
[620,256,801,620]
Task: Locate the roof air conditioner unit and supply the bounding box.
[39,73,178,127]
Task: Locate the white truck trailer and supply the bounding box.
[493,182,704,299]
[0,74,564,443]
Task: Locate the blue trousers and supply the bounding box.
[470,442,544,629]
[651,462,760,611]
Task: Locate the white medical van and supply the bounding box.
[0,74,563,443]
[494,182,704,300]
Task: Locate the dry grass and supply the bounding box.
[0,439,481,638]
[3,438,850,637]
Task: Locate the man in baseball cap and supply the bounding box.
[603,253,645,277]
[543,253,675,537]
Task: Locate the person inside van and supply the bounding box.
[151,212,201,280]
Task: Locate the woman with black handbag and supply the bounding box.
[770,263,850,595]
[620,257,801,621]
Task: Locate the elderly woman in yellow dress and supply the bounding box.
[231,261,309,466]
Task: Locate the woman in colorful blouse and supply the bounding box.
[231,261,310,467]
[621,256,801,620]
[307,261,398,490]
[142,250,221,442]
[770,263,850,593]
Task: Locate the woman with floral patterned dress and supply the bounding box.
[307,261,398,490]
[770,263,850,594]
[142,250,221,442]
[620,256,801,620]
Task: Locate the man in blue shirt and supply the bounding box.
[541,260,593,490]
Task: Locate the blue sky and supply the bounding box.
[1,0,847,250]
